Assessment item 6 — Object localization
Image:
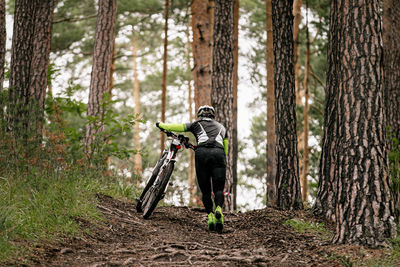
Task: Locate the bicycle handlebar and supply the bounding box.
[157,126,195,150]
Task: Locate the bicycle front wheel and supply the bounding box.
[136,152,167,213]
[142,162,175,219]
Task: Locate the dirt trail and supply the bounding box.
[20,194,390,266]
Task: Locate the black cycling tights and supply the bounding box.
[195,147,226,214]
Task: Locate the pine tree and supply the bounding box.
[322,0,396,245]
[212,0,235,212]
[232,0,239,211]
[8,0,38,140]
[160,0,169,153]
[29,0,55,136]
[132,36,142,179]
[0,0,5,125]
[85,0,117,157]
[266,0,277,206]
[272,0,303,210]
[191,0,213,110]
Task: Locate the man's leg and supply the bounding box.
[195,149,213,213]
[211,149,226,233]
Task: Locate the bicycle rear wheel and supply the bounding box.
[142,162,175,219]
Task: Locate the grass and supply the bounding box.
[283,218,329,236]
[0,164,140,263]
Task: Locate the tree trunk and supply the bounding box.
[29,0,55,138]
[266,0,277,206]
[383,0,400,222]
[313,0,338,221]
[191,0,213,111]
[323,0,396,246]
[272,0,303,210]
[232,0,239,211]
[0,0,5,126]
[212,0,235,212]
[160,0,169,153]
[293,0,302,107]
[293,0,303,196]
[132,37,142,180]
[85,0,117,157]
[185,18,196,205]
[301,1,310,203]
[8,0,38,140]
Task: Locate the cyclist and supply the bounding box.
[156,105,227,232]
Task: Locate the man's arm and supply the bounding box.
[223,138,228,156]
[157,122,187,132]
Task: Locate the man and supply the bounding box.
[156,105,228,232]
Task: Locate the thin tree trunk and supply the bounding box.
[293,0,304,202]
[232,0,239,211]
[266,0,277,206]
[293,0,302,107]
[301,0,310,203]
[0,0,6,127]
[272,0,303,210]
[132,37,142,180]
[160,0,169,153]
[212,0,235,212]
[383,0,400,223]
[191,0,213,111]
[85,0,117,158]
[185,18,196,205]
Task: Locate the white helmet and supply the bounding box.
[197,105,215,119]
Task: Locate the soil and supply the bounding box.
[10,194,395,266]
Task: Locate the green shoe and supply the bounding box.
[215,206,224,233]
[208,212,216,231]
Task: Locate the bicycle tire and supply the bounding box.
[136,152,167,213]
[142,162,175,219]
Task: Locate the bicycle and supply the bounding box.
[136,126,195,219]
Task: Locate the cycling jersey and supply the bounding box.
[158,118,228,155]
[186,118,226,149]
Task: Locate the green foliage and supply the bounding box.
[0,102,141,262]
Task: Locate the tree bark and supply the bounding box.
[272,0,303,210]
[185,18,196,205]
[160,0,169,153]
[313,0,338,221]
[266,0,277,206]
[29,0,55,137]
[132,37,142,180]
[0,0,5,125]
[293,0,302,107]
[85,0,117,157]
[301,1,310,203]
[212,0,235,212]
[232,0,239,211]
[322,0,396,246]
[383,0,400,222]
[191,0,213,111]
[8,0,38,140]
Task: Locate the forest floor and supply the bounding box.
[8,194,399,266]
